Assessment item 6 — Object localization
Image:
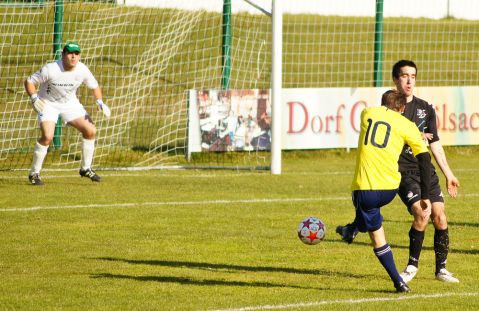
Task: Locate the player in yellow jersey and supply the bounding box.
[338,60,460,284]
[348,90,432,293]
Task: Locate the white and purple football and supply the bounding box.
[297,216,326,245]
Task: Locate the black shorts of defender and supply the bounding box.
[398,170,444,214]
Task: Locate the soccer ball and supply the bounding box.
[297,216,326,245]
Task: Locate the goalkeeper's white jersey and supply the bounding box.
[28,60,99,104]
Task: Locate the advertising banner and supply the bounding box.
[282,86,479,149]
[188,89,271,154]
[188,86,479,153]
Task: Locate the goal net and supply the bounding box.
[1,0,274,170]
[1,0,478,171]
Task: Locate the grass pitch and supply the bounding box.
[1,147,478,310]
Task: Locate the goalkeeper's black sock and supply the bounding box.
[407,227,424,268]
[434,228,449,273]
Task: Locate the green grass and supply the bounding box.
[1,147,478,310]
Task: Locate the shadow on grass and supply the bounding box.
[93,257,368,279]
[91,273,316,289]
[90,258,408,293]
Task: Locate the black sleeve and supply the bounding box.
[416,152,431,199]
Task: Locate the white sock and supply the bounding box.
[30,141,49,175]
[81,138,95,170]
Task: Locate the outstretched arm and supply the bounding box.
[24,79,37,97]
[24,79,45,113]
[92,87,103,102]
[429,141,459,198]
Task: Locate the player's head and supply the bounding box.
[392,60,417,99]
[392,60,416,80]
[381,89,407,113]
[61,41,81,70]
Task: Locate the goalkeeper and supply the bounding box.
[24,41,111,185]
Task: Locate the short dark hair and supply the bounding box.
[392,60,417,79]
[381,90,407,112]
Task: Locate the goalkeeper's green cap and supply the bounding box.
[63,41,81,53]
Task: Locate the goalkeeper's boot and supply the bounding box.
[79,168,101,182]
[28,173,44,186]
[335,224,359,244]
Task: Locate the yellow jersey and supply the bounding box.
[351,106,428,190]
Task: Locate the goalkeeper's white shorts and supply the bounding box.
[38,99,88,124]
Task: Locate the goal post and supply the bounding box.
[53,0,64,149]
[271,0,282,175]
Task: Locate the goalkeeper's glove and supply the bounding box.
[30,94,45,113]
[96,99,111,119]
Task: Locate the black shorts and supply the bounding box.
[398,170,444,214]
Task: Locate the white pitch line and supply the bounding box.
[0,197,349,212]
[3,192,479,212]
[207,292,479,311]
[0,171,352,180]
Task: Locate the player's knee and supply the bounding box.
[413,218,428,230]
[83,126,96,139]
[39,135,54,146]
[90,126,97,137]
[432,212,448,228]
[412,206,429,228]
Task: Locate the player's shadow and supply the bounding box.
[93,257,368,279]
[91,273,315,289]
[91,258,402,294]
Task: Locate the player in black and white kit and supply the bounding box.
[24,41,111,185]
[393,60,460,284]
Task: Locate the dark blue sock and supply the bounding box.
[374,244,402,285]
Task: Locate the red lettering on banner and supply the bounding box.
[471,113,479,130]
[435,103,479,132]
[287,101,309,133]
[287,101,345,134]
[336,104,345,133]
[459,113,468,130]
[438,104,446,130]
[311,115,323,133]
[325,115,334,133]
[448,113,457,130]
[350,100,367,133]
